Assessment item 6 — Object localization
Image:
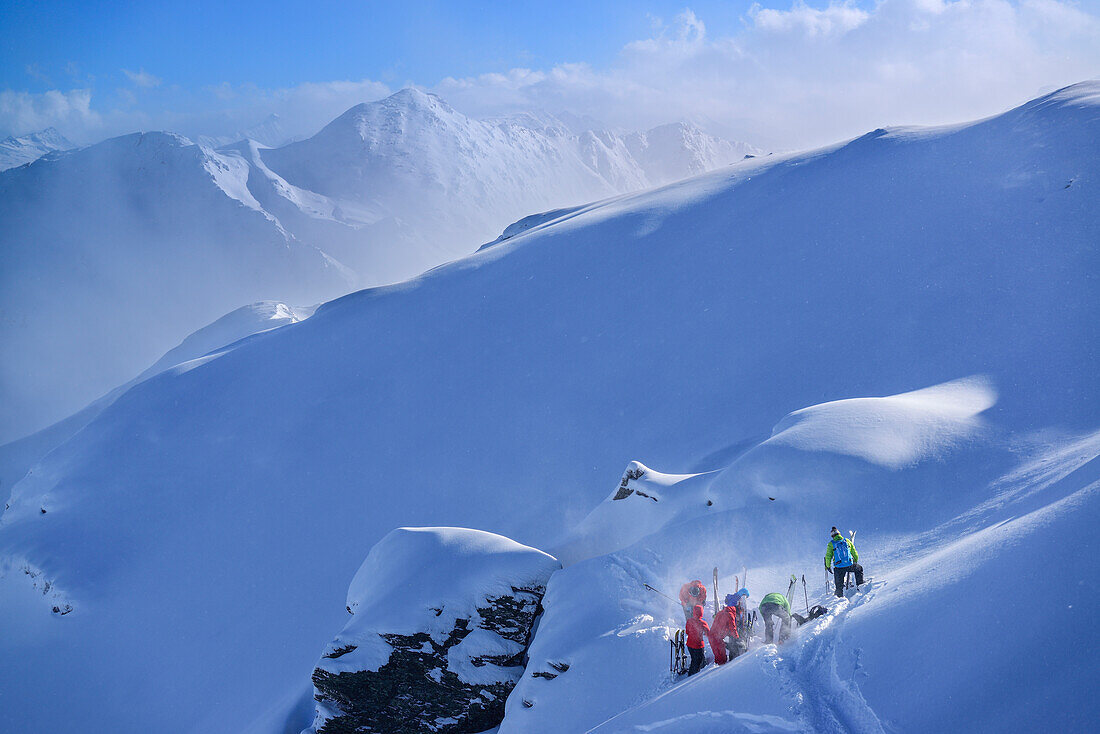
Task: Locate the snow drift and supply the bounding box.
[0,82,1096,733]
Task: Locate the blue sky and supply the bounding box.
[2,0,1098,147]
[3,1,753,90]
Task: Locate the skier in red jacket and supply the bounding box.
[709,593,745,665]
[685,604,711,675]
[679,580,707,621]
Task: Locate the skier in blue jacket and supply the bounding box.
[825,527,865,597]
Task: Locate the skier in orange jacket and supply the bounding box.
[679,580,707,621]
[709,593,744,664]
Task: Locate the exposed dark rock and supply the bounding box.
[305,527,560,734]
[324,645,358,660]
[312,588,545,734]
[612,465,646,500]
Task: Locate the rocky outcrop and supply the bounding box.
[306,527,560,734]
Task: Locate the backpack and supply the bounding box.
[792,605,827,626]
[831,537,853,567]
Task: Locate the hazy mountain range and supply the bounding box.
[0,88,759,442]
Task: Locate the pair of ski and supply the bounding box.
[669,629,687,675]
[715,565,754,646]
[786,573,812,613]
[711,564,747,616]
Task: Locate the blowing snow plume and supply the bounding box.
[0,88,755,443]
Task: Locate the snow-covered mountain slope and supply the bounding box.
[197,113,296,149]
[0,89,754,443]
[255,89,755,276]
[0,132,349,443]
[0,126,73,170]
[505,377,1098,733]
[625,121,758,185]
[0,82,1096,733]
[0,301,313,496]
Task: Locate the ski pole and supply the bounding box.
[643,583,679,605]
[786,575,796,603]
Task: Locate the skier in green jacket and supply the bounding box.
[825,526,865,598]
[758,592,793,644]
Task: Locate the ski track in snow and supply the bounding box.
[775,586,886,734]
[599,580,890,734]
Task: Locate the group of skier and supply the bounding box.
[672,526,866,676]
[680,582,751,674]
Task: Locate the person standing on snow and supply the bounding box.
[709,594,745,664]
[685,604,711,675]
[679,579,707,621]
[825,527,865,598]
[729,587,750,634]
[758,592,793,644]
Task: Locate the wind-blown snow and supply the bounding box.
[0,82,1096,733]
[196,113,296,149]
[0,131,349,444]
[766,377,997,468]
[0,89,755,443]
[0,301,312,502]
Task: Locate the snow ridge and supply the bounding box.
[0,89,756,443]
[0,127,73,171]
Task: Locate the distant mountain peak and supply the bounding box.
[0,126,75,171]
[386,87,442,105]
[338,88,450,120]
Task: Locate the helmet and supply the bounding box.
[724,593,737,607]
[738,587,749,597]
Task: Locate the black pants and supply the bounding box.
[759,602,791,644]
[688,646,706,675]
[833,563,865,597]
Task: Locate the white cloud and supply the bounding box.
[0,1,1097,150]
[749,1,871,37]
[183,78,393,140]
[122,68,162,88]
[0,78,392,144]
[0,88,98,138]
[433,0,1100,149]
